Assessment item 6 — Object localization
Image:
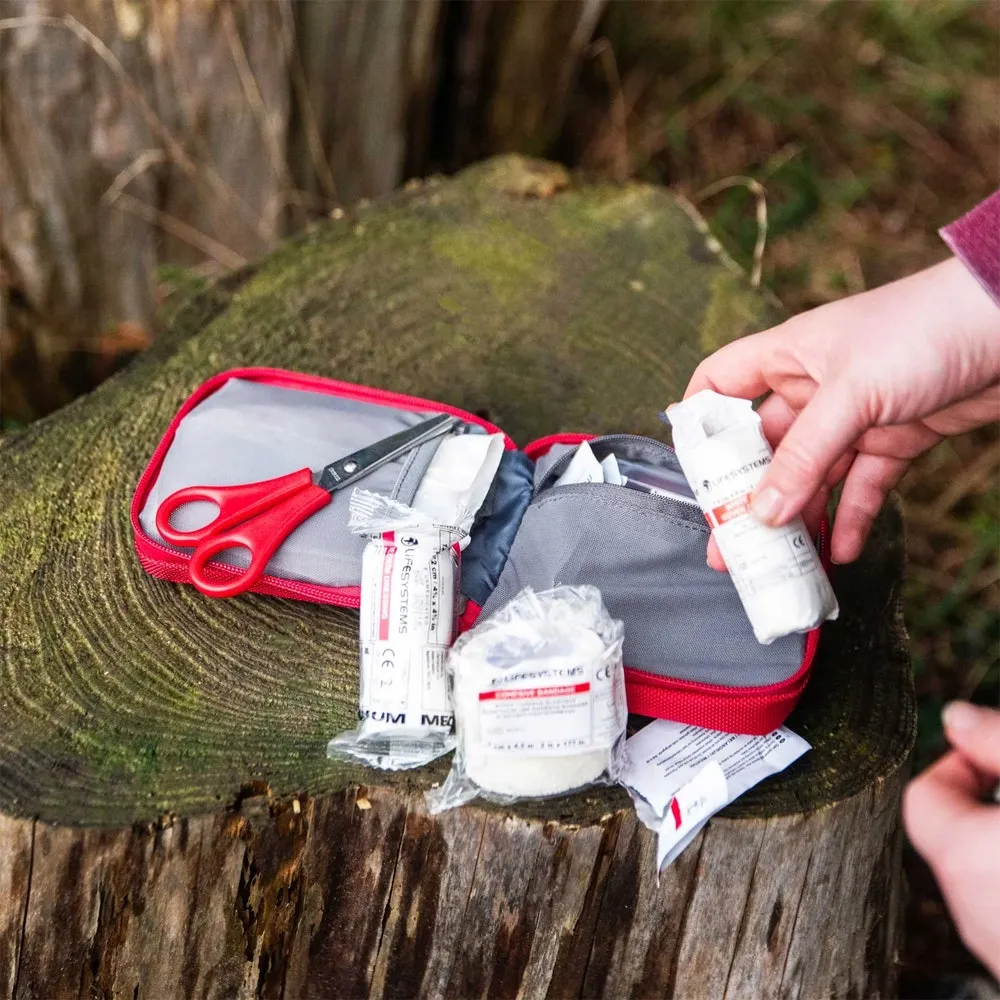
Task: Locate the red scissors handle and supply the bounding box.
[155,467,330,598]
[156,468,315,546]
[187,483,330,598]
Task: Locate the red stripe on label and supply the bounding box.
[707,492,752,529]
[670,796,683,830]
[378,545,396,641]
[479,682,590,701]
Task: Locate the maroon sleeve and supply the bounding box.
[939,189,1000,307]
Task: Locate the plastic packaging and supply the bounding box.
[327,434,504,770]
[326,491,464,769]
[426,585,627,812]
[616,457,699,505]
[666,390,838,644]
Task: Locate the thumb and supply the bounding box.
[750,384,868,526]
[942,702,1000,779]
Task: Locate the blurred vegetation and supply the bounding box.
[1,0,997,988]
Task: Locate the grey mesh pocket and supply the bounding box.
[479,482,807,689]
[139,377,447,587]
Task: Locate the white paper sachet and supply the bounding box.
[411,433,505,530]
[666,390,839,644]
[621,720,811,872]
[554,442,605,486]
[600,453,624,486]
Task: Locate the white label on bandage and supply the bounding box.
[479,681,594,754]
[473,639,626,757]
[358,529,458,731]
[696,424,822,596]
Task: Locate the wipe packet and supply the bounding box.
[327,433,504,770]
[621,719,811,872]
[426,585,628,812]
[666,390,838,644]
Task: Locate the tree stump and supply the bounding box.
[0,156,915,999]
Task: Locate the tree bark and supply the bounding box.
[0,0,293,416]
[0,0,606,422]
[0,157,915,998]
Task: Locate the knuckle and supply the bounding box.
[842,487,882,523]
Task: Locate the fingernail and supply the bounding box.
[942,701,980,732]
[750,487,783,524]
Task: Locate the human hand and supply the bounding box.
[684,256,1000,569]
[903,702,1000,979]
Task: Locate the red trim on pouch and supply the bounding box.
[131,367,512,609]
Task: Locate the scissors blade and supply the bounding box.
[318,413,457,492]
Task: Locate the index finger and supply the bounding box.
[684,330,775,400]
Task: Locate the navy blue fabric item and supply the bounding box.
[460,449,535,607]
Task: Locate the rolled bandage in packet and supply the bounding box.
[426,585,628,812]
[667,390,838,644]
[327,433,504,770]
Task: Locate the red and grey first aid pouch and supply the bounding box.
[132,367,830,735]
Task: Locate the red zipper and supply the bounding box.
[130,367,514,608]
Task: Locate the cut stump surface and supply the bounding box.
[0,157,915,999]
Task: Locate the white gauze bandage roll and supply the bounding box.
[326,432,504,771]
[426,586,627,811]
[667,390,839,644]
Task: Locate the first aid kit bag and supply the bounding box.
[132,367,833,735]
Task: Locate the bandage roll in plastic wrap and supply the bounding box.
[326,492,462,770]
[326,433,505,771]
[426,585,627,812]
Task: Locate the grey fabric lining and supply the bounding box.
[481,437,806,689]
[139,377,447,587]
[141,390,808,689]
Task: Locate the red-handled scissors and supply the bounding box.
[156,413,456,598]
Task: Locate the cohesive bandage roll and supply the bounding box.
[426,586,627,811]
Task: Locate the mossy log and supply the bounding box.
[0,157,915,999]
